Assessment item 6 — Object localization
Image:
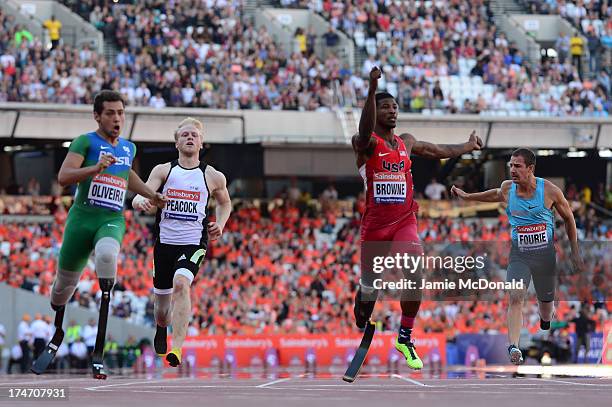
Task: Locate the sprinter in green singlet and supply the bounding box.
[31,90,166,379]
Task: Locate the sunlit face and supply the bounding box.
[175,126,203,155]
[508,155,534,183]
[376,97,398,129]
[94,101,125,139]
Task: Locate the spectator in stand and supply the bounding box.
[65,319,81,347]
[14,24,33,47]
[42,15,62,50]
[425,178,449,201]
[586,27,602,74]
[570,32,585,76]
[82,318,98,361]
[6,344,23,374]
[70,337,88,369]
[322,26,340,54]
[294,27,307,54]
[26,178,40,196]
[570,306,596,362]
[55,342,70,372]
[556,31,571,64]
[17,313,32,373]
[30,313,49,359]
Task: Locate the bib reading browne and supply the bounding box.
[373,172,407,204]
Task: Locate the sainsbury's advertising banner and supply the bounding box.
[179,332,446,368]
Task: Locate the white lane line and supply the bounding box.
[391,374,435,387]
[265,383,560,388]
[96,385,264,389]
[527,378,612,387]
[85,378,170,391]
[264,386,574,395]
[257,378,291,388]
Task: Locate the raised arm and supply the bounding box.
[402,131,483,159]
[451,180,512,203]
[352,66,381,153]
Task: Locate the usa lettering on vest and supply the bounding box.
[382,159,405,172]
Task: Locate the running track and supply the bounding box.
[1,369,611,407]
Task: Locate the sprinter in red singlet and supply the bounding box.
[352,66,483,369]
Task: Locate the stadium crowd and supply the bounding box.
[1,191,610,340]
[0,0,610,115]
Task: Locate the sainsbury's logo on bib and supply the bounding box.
[167,189,200,201]
[93,174,128,189]
[87,174,127,211]
[374,173,405,182]
[517,224,546,233]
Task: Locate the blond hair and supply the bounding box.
[174,117,204,141]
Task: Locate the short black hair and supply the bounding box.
[93,90,125,114]
[375,92,396,104]
[511,148,536,168]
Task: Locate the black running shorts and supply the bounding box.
[152,242,207,294]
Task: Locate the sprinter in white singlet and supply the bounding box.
[132,118,231,367]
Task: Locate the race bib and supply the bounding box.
[87,174,127,212]
[163,188,200,221]
[517,223,549,250]
[373,172,406,204]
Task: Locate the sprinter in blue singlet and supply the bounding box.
[451,148,585,366]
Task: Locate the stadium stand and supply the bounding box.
[1,189,609,338]
[0,1,609,115]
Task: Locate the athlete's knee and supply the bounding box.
[173,268,194,292]
[508,290,526,306]
[173,275,191,293]
[94,237,120,279]
[50,269,82,306]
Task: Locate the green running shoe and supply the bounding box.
[395,338,423,370]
